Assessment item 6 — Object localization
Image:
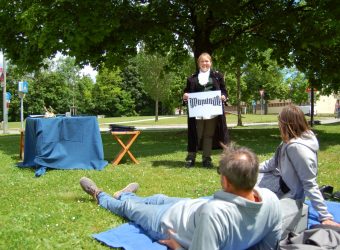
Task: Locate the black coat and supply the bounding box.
[184,70,230,152]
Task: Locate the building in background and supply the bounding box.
[224,94,339,116]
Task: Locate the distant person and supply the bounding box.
[252,100,257,114]
[183,52,229,168]
[335,99,340,118]
[257,104,340,227]
[80,145,282,250]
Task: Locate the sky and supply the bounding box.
[80,65,98,82]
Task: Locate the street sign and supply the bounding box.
[5,92,11,101]
[18,81,28,93]
[305,87,317,93]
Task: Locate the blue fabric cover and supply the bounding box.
[19,116,108,176]
[92,222,166,250]
[305,200,340,228]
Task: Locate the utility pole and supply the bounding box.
[310,87,315,127]
[1,51,8,134]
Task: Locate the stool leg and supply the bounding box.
[125,133,140,164]
[112,135,129,165]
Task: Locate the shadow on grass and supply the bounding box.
[151,160,186,168]
[0,134,23,162]
[151,159,225,169]
[102,130,189,162]
[102,128,283,162]
[1,124,339,166]
[313,123,340,150]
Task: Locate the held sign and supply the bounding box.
[188,90,223,118]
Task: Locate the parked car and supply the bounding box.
[298,105,317,116]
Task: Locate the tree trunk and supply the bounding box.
[236,66,243,126]
[155,98,159,122]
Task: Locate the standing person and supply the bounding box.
[257,104,340,227]
[80,145,282,250]
[183,52,229,168]
[335,99,340,118]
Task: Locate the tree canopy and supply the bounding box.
[0,0,338,92]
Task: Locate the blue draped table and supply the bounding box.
[20,116,108,176]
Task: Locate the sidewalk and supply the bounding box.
[101,118,339,132]
[2,118,339,134]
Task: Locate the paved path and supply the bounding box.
[127,118,339,132]
[2,118,339,134]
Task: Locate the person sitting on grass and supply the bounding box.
[257,104,340,227]
[80,144,282,250]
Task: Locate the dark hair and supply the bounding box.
[218,144,259,191]
[278,105,310,142]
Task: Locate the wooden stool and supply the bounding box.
[111,131,141,165]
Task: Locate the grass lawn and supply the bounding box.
[0,121,339,249]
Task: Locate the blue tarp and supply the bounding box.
[19,116,108,176]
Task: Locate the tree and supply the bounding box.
[92,67,136,117]
[4,57,95,121]
[243,58,288,115]
[266,0,340,93]
[134,53,173,121]
[4,65,72,120]
[164,55,196,115]
[220,49,287,123]
[1,0,338,94]
[283,68,310,105]
[120,63,154,115]
[76,76,95,114]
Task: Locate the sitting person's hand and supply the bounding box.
[321,219,340,227]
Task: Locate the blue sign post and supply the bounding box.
[18,81,28,131]
[18,81,28,93]
[5,92,11,101]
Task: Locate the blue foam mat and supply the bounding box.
[305,200,340,228]
[93,222,166,250]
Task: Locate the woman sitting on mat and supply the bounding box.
[257,104,339,227]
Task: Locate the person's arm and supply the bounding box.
[259,156,276,172]
[259,144,284,173]
[287,144,334,222]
